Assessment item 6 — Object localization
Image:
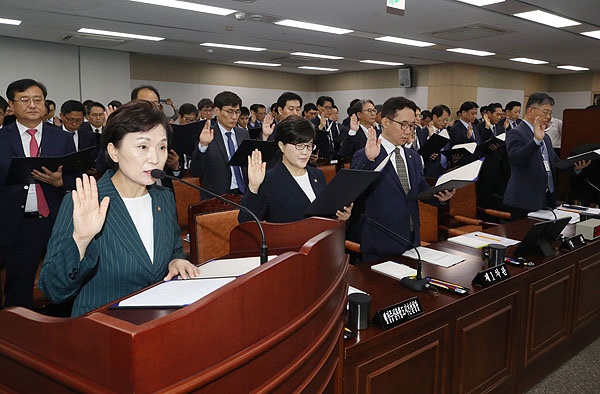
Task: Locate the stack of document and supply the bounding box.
[402,246,465,268]
[371,262,417,281]
[447,231,520,249]
[196,255,277,278]
[527,209,580,224]
[412,158,483,200]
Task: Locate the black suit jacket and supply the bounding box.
[339,126,381,160]
[0,122,77,247]
[239,162,327,223]
[313,119,349,160]
[190,119,250,199]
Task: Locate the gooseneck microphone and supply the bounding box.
[585,178,600,194]
[363,216,428,292]
[151,169,268,265]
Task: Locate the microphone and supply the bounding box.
[585,178,600,194]
[151,169,268,265]
[363,216,427,292]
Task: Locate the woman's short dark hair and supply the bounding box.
[101,100,172,170]
[274,115,316,145]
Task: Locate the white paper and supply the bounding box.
[371,262,417,281]
[566,148,600,160]
[436,158,483,186]
[438,129,450,139]
[402,246,465,268]
[448,231,520,249]
[496,133,507,141]
[348,286,368,295]
[197,255,277,279]
[453,142,477,154]
[528,209,580,224]
[374,149,394,172]
[118,277,235,307]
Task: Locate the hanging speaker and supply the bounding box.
[398,67,412,88]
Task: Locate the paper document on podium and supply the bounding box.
[402,246,465,268]
[447,231,520,249]
[197,255,277,278]
[371,262,417,281]
[116,277,235,308]
[528,209,580,224]
[411,158,483,200]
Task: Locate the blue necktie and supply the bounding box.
[540,140,555,193]
[225,131,246,193]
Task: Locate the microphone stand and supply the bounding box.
[585,178,600,194]
[151,170,269,265]
[363,216,428,292]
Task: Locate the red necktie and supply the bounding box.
[26,129,50,217]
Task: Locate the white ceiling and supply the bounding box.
[0,0,599,75]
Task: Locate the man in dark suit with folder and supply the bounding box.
[351,96,454,262]
[0,78,76,309]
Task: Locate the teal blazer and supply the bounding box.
[39,170,184,317]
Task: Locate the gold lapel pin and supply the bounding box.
[157,206,161,212]
[314,178,318,183]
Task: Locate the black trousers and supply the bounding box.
[1,215,53,309]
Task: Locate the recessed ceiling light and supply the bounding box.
[290,52,343,60]
[557,65,589,71]
[78,28,164,41]
[455,0,505,6]
[234,61,281,67]
[510,57,548,65]
[0,18,21,26]
[447,48,495,57]
[360,60,404,66]
[298,66,339,72]
[375,36,435,47]
[514,10,580,28]
[128,0,235,15]
[201,43,267,51]
[274,19,353,35]
[582,30,600,40]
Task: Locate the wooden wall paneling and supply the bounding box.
[573,252,600,330]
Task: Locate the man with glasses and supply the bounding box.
[59,100,97,153]
[0,78,77,309]
[191,91,249,199]
[418,104,452,180]
[504,92,590,220]
[339,99,380,160]
[82,101,106,144]
[312,95,345,160]
[351,96,455,262]
[197,98,214,121]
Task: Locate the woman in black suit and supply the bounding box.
[239,115,351,223]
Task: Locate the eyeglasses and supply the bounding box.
[63,116,84,124]
[88,113,105,118]
[220,108,241,117]
[386,117,418,132]
[200,108,213,113]
[531,106,553,117]
[321,105,333,110]
[13,96,44,105]
[363,108,377,114]
[293,142,317,151]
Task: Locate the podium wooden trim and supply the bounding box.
[0,217,348,393]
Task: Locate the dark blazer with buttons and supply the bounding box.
[39,169,184,317]
[351,146,440,263]
[239,162,327,223]
[0,122,76,247]
[503,121,561,211]
[339,126,381,160]
[417,127,448,179]
[190,119,249,199]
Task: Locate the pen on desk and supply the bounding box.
[473,234,501,242]
[504,257,535,267]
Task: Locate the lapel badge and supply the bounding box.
[157,206,161,212]
[314,178,318,183]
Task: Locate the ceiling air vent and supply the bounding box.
[425,23,513,41]
[61,34,129,47]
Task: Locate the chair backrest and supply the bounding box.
[448,183,478,218]
[418,201,439,243]
[318,164,337,184]
[172,177,201,231]
[188,194,242,264]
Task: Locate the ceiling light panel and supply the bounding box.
[375,36,435,47]
[274,19,353,35]
[447,48,495,56]
[128,0,235,15]
[582,30,600,40]
[557,65,589,71]
[455,0,505,6]
[514,10,580,28]
[78,28,164,41]
[234,61,281,67]
[0,18,21,26]
[360,60,404,66]
[298,66,339,71]
[510,57,548,65]
[290,52,343,60]
[201,43,266,51]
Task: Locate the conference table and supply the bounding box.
[343,219,600,394]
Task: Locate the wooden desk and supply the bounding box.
[344,219,600,393]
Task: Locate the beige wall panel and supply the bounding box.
[451,86,478,108]
[591,72,600,91]
[549,73,593,92]
[428,64,454,86]
[451,64,479,86]
[317,72,365,91]
[524,73,550,94]
[478,67,525,90]
[427,86,453,109]
[364,69,400,89]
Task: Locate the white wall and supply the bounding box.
[548,91,592,119]
[319,86,429,112]
[0,36,130,106]
[477,87,524,109]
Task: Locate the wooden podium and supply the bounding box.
[0,218,348,393]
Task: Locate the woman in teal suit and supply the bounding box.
[39,100,199,317]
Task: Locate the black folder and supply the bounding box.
[555,149,600,170]
[417,133,450,157]
[481,134,506,153]
[227,140,278,166]
[410,180,474,201]
[171,122,203,157]
[410,158,483,200]
[4,146,96,185]
[440,142,477,158]
[304,169,380,217]
[248,126,262,140]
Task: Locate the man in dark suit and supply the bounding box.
[503,93,590,220]
[449,101,484,167]
[351,96,455,262]
[191,91,250,199]
[503,101,522,131]
[59,100,97,152]
[339,99,381,160]
[81,101,106,146]
[0,78,77,308]
[417,104,452,179]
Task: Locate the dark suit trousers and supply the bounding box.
[1,216,53,308]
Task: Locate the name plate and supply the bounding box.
[561,234,586,251]
[373,297,423,330]
[472,263,510,288]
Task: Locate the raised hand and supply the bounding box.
[247,149,266,194]
[349,114,359,132]
[261,113,275,140]
[427,121,436,137]
[483,113,492,129]
[72,174,110,260]
[533,116,545,141]
[319,113,327,130]
[504,117,510,130]
[199,119,214,147]
[467,123,474,139]
[365,126,381,161]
